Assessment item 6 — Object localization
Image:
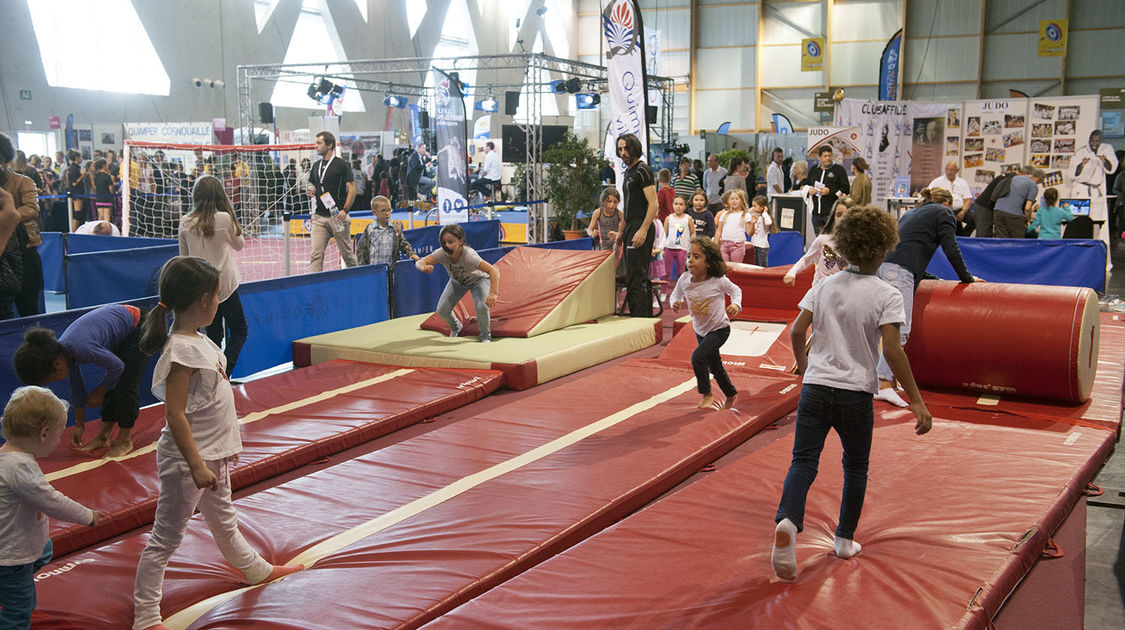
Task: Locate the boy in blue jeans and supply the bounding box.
[0,386,99,629]
[772,206,932,581]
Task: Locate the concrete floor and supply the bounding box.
[1086,237,1125,630]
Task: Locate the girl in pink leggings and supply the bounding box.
[716,189,751,263]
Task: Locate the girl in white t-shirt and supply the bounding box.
[715,189,752,263]
[747,194,774,267]
[663,194,696,283]
[179,175,247,376]
[783,197,853,287]
[670,236,743,410]
[132,257,301,630]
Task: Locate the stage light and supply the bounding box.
[550,80,566,94]
[384,94,408,108]
[475,97,499,113]
[564,78,581,93]
[575,93,600,110]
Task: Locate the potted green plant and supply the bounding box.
[543,131,601,239]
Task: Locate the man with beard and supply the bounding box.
[305,131,358,272]
[616,133,659,317]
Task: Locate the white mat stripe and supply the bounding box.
[45,370,414,483]
[162,377,697,629]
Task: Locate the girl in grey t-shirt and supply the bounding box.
[415,224,501,342]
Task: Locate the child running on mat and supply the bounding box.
[771,206,932,582]
[783,196,854,287]
[14,304,151,457]
[132,257,301,630]
[670,236,743,410]
[0,386,100,630]
[415,224,500,343]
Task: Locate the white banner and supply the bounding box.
[1024,95,1100,193]
[835,99,949,206]
[602,0,648,187]
[123,122,213,144]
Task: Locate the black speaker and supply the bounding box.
[418,110,430,129]
[504,91,520,115]
[645,105,657,125]
[258,102,274,124]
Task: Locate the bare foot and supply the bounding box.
[69,426,86,448]
[77,437,112,452]
[105,439,134,458]
[721,393,738,410]
[697,393,714,409]
[256,563,304,584]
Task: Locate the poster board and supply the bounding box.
[1025,95,1100,193]
[834,99,950,206]
[960,99,1028,197]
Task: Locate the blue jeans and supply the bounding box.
[437,278,492,341]
[0,541,53,630]
[875,261,913,383]
[693,326,737,397]
[775,383,874,539]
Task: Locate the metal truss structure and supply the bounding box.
[237,53,674,243]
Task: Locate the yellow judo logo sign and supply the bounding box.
[1038,20,1067,57]
[801,38,825,72]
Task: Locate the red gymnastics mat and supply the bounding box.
[913,311,1125,434]
[420,247,617,338]
[662,318,799,374]
[425,411,1115,630]
[32,360,800,629]
[40,360,502,557]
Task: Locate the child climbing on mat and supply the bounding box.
[587,187,623,252]
[670,236,742,410]
[783,196,854,287]
[14,304,152,457]
[771,206,932,582]
[415,224,500,343]
[131,257,301,630]
[0,386,100,630]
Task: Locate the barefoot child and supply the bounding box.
[663,194,696,283]
[0,386,99,630]
[415,224,500,343]
[771,206,932,582]
[586,187,622,251]
[132,257,301,630]
[715,189,751,263]
[747,194,773,267]
[670,236,743,410]
[14,305,150,457]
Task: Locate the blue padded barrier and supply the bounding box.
[235,263,391,377]
[66,233,176,254]
[766,231,803,266]
[39,232,66,292]
[926,237,1107,293]
[0,297,159,429]
[402,219,500,258]
[524,237,595,251]
[65,245,179,309]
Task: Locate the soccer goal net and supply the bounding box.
[121,141,344,281]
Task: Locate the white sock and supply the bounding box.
[834,536,862,559]
[875,387,908,408]
[772,518,798,581]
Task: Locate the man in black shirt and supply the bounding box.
[616,133,658,317]
[63,150,83,231]
[405,141,433,204]
[802,145,850,235]
[306,131,358,271]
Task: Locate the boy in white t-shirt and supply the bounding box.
[0,386,99,629]
[771,206,932,582]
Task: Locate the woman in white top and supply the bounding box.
[715,189,752,263]
[178,175,247,376]
[784,196,854,286]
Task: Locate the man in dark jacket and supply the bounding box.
[802,145,850,234]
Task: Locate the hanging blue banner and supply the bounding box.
[408,104,423,146]
[432,68,469,225]
[878,29,903,101]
